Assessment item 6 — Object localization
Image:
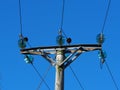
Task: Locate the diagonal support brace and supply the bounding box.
[41,52,56,66]
[64,52,82,68]
[59,47,80,66]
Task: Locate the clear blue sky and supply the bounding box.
[0,0,120,90]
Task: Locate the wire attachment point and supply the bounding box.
[98,50,106,69]
[56,30,65,46]
[98,50,107,59]
[24,55,34,64]
[96,33,105,44]
[18,34,29,49]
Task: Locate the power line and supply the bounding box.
[18,0,23,35]
[36,64,52,90]
[98,50,119,89]
[59,0,68,39]
[99,0,118,89]
[31,63,51,90]
[69,66,84,90]
[105,61,119,90]
[101,0,111,33]
[58,0,73,45]
[60,0,65,30]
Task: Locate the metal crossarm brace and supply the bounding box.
[64,52,82,68]
[59,47,80,66]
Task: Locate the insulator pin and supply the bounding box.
[56,35,65,46]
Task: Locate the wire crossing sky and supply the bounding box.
[18,0,23,35]
[0,0,120,90]
[101,0,111,33]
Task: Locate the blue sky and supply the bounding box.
[0,0,120,90]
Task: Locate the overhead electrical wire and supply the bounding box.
[23,54,51,89]
[18,0,32,49]
[24,41,51,90]
[36,64,52,90]
[69,66,84,90]
[18,0,23,35]
[22,41,51,89]
[18,1,50,88]
[58,0,73,45]
[60,0,65,30]
[31,63,51,90]
[98,0,119,89]
[101,0,111,33]
[59,0,68,38]
[105,61,119,90]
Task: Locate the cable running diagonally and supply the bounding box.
[105,61,119,90]
[99,0,118,89]
[101,0,111,33]
[31,63,51,90]
[18,0,23,35]
[36,64,52,90]
[69,66,84,90]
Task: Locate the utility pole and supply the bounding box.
[20,43,101,90]
[18,0,102,89]
[55,50,65,90]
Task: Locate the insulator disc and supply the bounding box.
[24,37,28,42]
[56,35,65,45]
[67,38,72,44]
[96,33,105,44]
[98,50,107,59]
[18,39,27,49]
[24,55,34,64]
